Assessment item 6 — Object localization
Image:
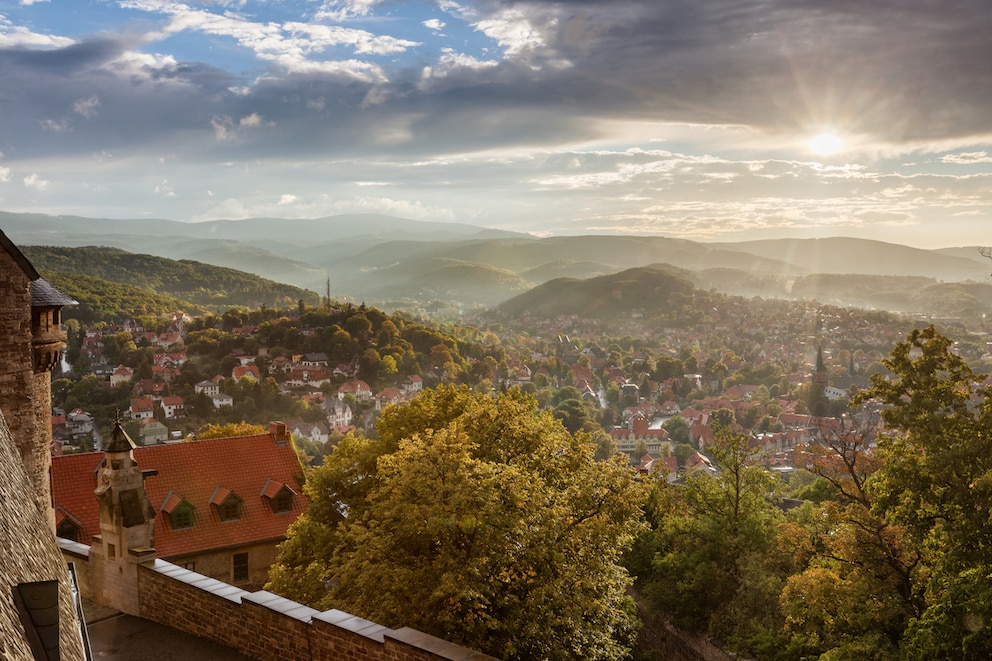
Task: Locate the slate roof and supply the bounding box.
[29,277,77,307]
[51,433,307,559]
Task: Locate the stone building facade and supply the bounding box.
[0,228,84,660]
[0,229,75,529]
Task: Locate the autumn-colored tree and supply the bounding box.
[196,421,267,439]
[268,385,645,660]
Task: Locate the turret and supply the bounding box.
[91,418,157,614]
[0,229,75,530]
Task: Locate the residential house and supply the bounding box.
[325,398,353,429]
[211,392,234,409]
[637,455,678,482]
[285,366,333,388]
[375,387,404,411]
[195,380,220,397]
[290,421,329,444]
[66,409,94,439]
[110,364,134,387]
[137,378,169,399]
[232,365,261,381]
[300,352,329,367]
[161,396,185,420]
[140,418,169,445]
[151,365,179,382]
[685,451,718,476]
[129,397,155,421]
[402,374,423,394]
[338,380,372,401]
[155,332,184,348]
[610,411,671,458]
[51,422,307,590]
[268,356,292,374]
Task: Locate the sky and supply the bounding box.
[2,0,992,248]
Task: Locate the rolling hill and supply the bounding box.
[496,266,705,320]
[22,246,320,316]
[6,210,992,318]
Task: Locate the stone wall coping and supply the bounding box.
[312,609,390,642]
[56,536,91,559]
[387,628,500,661]
[145,559,250,603]
[242,590,320,622]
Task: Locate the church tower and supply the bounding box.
[813,345,828,386]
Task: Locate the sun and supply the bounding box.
[809,132,842,156]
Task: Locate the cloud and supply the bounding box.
[73,95,100,118]
[0,166,10,183]
[278,194,298,205]
[942,152,992,165]
[315,0,382,22]
[239,113,263,128]
[23,173,50,190]
[2,0,992,247]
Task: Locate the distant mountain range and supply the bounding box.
[4,210,992,320]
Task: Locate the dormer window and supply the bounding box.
[260,479,296,514]
[210,485,242,523]
[161,491,196,530]
[55,507,82,542]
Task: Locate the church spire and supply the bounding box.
[813,345,828,386]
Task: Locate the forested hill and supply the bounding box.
[24,246,320,317]
[41,271,207,325]
[496,266,714,321]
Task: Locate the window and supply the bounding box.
[210,486,242,522]
[161,491,195,530]
[261,479,295,514]
[170,506,194,530]
[220,499,240,522]
[56,507,83,543]
[183,562,196,572]
[272,491,292,514]
[232,553,249,583]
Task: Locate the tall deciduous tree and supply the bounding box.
[852,326,992,659]
[268,385,645,660]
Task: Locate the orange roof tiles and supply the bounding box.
[52,433,308,559]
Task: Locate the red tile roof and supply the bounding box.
[51,433,307,559]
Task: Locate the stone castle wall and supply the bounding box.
[62,542,495,661]
[0,248,51,520]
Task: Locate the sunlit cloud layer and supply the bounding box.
[1,0,991,247]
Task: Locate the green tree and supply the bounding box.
[852,326,992,659]
[268,385,645,660]
[662,415,690,445]
[637,431,784,649]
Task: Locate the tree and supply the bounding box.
[267,385,645,660]
[662,415,690,445]
[637,431,784,648]
[197,421,267,439]
[851,326,992,658]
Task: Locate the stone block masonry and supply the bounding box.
[63,543,497,661]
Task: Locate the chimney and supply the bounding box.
[270,421,289,445]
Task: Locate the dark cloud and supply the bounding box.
[2,0,991,166]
